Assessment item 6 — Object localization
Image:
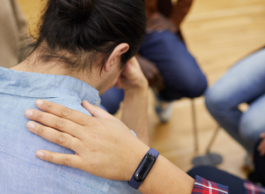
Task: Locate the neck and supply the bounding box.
[11,49,101,91]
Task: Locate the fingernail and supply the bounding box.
[36,100,43,106]
[36,151,44,158]
[27,122,35,130]
[25,110,33,117]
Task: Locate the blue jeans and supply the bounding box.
[101,31,207,114]
[205,48,265,153]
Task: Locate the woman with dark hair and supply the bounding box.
[0,0,148,193]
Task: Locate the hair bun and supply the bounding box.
[56,0,94,23]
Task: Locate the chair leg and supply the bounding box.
[191,99,199,153]
[190,99,223,166]
[206,125,220,153]
[192,125,223,166]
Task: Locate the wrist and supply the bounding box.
[124,81,148,96]
[128,147,160,189]
[139,155,195,194]
[126,142,150,181]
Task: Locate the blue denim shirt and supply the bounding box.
[0,67,140,194]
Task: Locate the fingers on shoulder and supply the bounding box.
[27,121,81,151]
[35,100,89,125]
[37,151,82,169]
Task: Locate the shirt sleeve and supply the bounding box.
[192,176,229,194]
[244,181,265,194]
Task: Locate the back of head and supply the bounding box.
[34,0,146,69]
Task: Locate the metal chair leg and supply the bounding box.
[191,99,199,153]
[190,98,223,166]
[192,125,223,166]
[206,126,220,153]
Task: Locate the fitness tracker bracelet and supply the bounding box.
[128,148,159,189]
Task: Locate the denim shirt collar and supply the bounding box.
[0,67,100,105]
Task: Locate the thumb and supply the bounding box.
[121,62,132,76]
[122,59,140,79]
[82,100,114,120]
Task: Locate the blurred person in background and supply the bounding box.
[0,0,27,68]
[101,0,208,122]
[205,48,265,167]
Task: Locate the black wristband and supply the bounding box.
[128,148,159,189]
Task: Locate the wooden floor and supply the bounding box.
[18,0,265,179]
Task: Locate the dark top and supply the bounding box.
[146,0,193,27]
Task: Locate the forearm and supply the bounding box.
[170,0,193,28]
[139,155,195,194]
[121,87,149,145]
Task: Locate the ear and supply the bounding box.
[103,43,129,73]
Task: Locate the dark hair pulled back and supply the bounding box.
[33,0,146,70]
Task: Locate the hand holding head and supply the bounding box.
[136,55,164,91]
[115,57,148,92]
